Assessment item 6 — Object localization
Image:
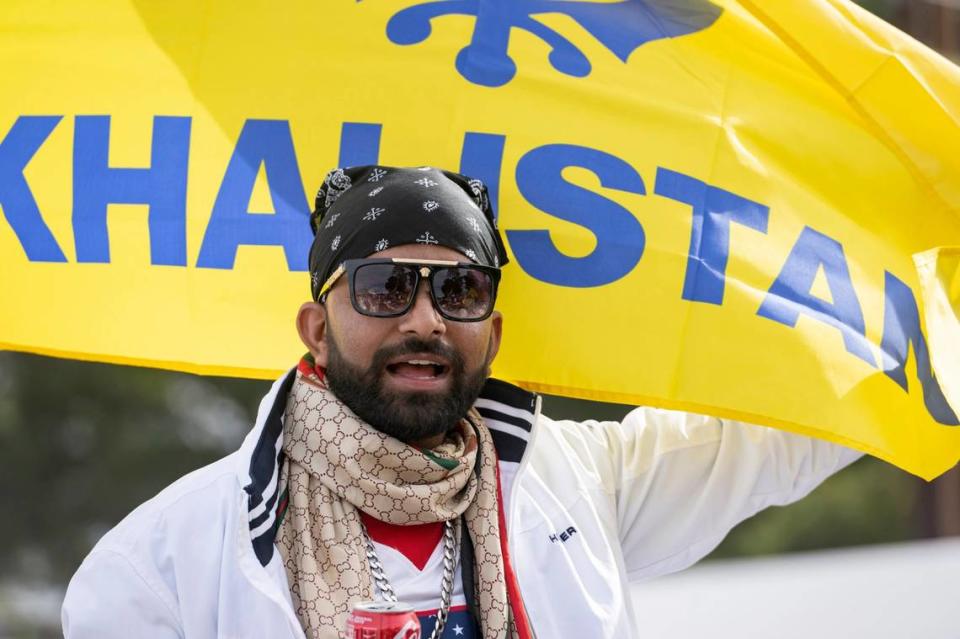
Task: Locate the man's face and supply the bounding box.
[307,244,503,445]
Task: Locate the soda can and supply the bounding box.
[344,601,421,639]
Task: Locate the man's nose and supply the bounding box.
[397,282,446,338]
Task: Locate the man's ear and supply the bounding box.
[297,302,330,367]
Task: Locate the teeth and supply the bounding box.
[406,360,437,366]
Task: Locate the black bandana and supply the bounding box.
[308,165,509,300]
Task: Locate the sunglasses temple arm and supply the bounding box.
[317,264,346,300]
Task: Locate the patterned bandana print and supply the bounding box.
[307,165,510,301]
[276,371,520,639]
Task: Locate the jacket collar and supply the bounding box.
[236,368,538,567]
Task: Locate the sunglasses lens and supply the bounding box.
[432,267,495,320]
[352,263,417,316]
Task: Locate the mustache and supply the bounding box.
[370,338,465,374]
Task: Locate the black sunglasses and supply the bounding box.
[316,258,501,321]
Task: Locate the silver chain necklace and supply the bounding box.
[363,517,460,639]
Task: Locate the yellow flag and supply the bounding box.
[1,0,958,479]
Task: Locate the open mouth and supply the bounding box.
[385,359,450,380]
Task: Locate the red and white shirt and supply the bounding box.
[361,514,477,638]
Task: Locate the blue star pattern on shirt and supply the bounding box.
[418,607,477,637]
[386,0,723,86]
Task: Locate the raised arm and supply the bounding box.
[542,407,862,581]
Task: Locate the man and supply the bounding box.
[62,166,859,638]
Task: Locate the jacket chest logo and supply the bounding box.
[548,526,578,544]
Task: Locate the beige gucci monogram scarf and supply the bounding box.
[276,371,521,638]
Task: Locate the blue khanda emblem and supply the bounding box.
[386,0,723,87]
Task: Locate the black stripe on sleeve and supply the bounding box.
[479,378,537,414]
[476,406,532,433]
[244,369,296,509]
[489,429,527,464]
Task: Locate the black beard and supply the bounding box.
[324,333,489,445]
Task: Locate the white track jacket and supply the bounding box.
[62,371,860,638]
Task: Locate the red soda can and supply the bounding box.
[344,601,421,639]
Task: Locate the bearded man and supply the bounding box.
[62,166,860,638]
